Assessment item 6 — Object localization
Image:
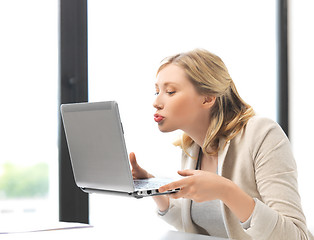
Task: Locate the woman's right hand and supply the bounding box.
[130,152,169,212]
[129,152,154,179]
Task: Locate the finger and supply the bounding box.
[159,179,185,193]
[129,152,138,168]
[169,191,182,199]
[169,188,187,200]
[177,169,196,177]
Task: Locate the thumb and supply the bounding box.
[129,152,139,168]
[177,169,196,177]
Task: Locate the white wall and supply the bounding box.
[289,0,314,229]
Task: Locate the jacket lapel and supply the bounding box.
[218,138,230,176]
[181,143,200,233]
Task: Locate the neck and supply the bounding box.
[183,122,209,149]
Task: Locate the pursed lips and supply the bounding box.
[154,113,164,123]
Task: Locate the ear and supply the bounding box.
[202,96,216,109]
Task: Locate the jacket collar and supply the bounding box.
[185,138,230,175]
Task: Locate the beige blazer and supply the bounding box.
[159,116,314,240]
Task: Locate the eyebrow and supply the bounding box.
[155,82,178,88]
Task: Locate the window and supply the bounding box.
[88,0,277,231]
[0,0,58,223]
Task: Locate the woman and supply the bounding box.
[130,49,313,240]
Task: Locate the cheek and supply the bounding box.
[170,96,197,117]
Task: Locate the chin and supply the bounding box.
[159,129,172,133]
[158,125,176,133]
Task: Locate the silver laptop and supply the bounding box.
[60,101,179,198]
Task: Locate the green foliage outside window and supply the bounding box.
[0,162,49,199]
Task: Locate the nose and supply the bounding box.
[153,95,163,110]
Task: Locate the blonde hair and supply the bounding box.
[157,49,255,156]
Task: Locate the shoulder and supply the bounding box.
[234,116,291,156]
[240,116,293,164]
[246,116,279,130]
[244,116,287,141]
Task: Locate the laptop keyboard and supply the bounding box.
[133,178,172,190]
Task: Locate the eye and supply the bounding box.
[167,91,176,95]
[155,91,159,96]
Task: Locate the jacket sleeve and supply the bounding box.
[157,198,184,231]
[156,146,198,232]
[156,149,185,231]
[245,118,312,240]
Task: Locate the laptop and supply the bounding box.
[60,101,179,198]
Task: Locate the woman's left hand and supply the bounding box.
[159,169,229,203]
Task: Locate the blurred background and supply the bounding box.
[0,0,313,233]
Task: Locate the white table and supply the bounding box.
[0,222,229,240]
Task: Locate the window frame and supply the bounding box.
[277,0,289,136]
[59,0,89,224]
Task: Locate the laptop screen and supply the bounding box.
[61,101,134,193]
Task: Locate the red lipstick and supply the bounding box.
[154,113,164,123]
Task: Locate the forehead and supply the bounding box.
[155,64,189,87]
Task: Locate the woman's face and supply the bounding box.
[153,64,211,133]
